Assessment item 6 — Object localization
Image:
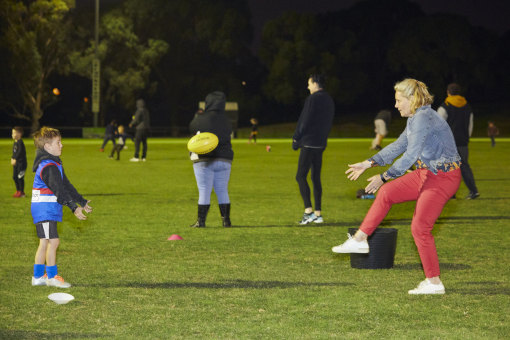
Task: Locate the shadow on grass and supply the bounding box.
[0,329,104,339]
[84,193,147,196]
[85,279,354,289]
[231,222,359,228]
[394,263,471,270]
[449,281,510,295]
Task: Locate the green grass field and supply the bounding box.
[1,137,509,339]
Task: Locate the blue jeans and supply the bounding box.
[193,160,231,205]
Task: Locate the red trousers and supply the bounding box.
[360,168,461,278]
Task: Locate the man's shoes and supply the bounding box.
[313,216,324,223]
[408,279,445,295]
[99,148,104,152]
[129,158,140,162]
[19,192,25,198]
[32,274,47,286]
[332,233,369,253]
[46,275,71,288]
[299,212,317,225]
[466,192,480,200]
[13,191,20,198]
[142,158,146,162]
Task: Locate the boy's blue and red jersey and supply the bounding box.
[30,149,87,224]
[31,160,64,223]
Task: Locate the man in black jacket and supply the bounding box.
[438,83,479,199]
[293,74,335,224]
[129,99,150,162]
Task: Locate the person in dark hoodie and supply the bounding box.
[30,127,92,288]
[129,99,150,162]
[293,74,335,225]
[437,83,479,199]
[189,91,234,228]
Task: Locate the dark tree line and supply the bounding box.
[1,0,509,131]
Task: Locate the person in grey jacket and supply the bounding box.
[129,99,150,162]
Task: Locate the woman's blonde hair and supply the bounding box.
[394,79,434,114]
[33,126,61,149]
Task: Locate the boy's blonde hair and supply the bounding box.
[33,126,61,149]
[394,79,434,114]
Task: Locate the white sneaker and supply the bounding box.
[129,157,140,162]
[313,216,324,223]
[299,213,317,225]
[46,275,72,288]
[332,233,369,253]
[142,158,146,162]
[408,279,445,295]
[32,274,47,286]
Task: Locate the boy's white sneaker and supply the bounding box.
[46,275,72,288]
[129,157,140,162]
[332,233,369,253]
[32,274,47,286]
[313,216,324,223]
[408,279,445,295]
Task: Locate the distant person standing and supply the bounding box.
[487,121,499,147]
[370,109,392,150]
[293,74,335,224]
[437,83,479,199]
[129,99,150,162]
[11,126,27,198]
[248,118,258,144]
[100,120,117,152]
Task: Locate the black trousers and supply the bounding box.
[134,129,148,159]
[296,147,325,211]
[13,164,25,192]
[457,145,478,194]
[101,133,116,149]
[110,144,124,160]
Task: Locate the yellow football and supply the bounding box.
[187,132,219,154]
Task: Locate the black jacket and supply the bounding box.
[130,99,150,131]
[293,90,335,148]
[12,139,27,170]
[189,91,234,161]
[440,101,472,147]
[32,149,87,212]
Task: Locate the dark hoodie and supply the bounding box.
[130,99,150,130]
[189,91,234,161]
[32,149,87,212]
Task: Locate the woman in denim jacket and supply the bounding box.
[332,79,461,295]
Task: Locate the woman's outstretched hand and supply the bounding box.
[365,174,384,194]
[345,160,372,181]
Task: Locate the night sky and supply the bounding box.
[248,0,510,50]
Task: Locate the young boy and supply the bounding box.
[248,118,258,144]
[31,127,92,288]
[487,121,499,147]
[11,126,27,197]
[109,125,133,160]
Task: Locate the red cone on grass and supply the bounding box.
[168,234,183,241]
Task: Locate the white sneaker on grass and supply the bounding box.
[129,157,140,162]
[46,275,71,288]
[332,233,369,253]
[299,212,317,225]
[313,216,324,223]
[408,279,445,295]
[32,274,47,286]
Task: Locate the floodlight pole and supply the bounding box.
[92,0,100,127]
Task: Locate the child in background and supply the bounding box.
[11,126,27,198]
[100,120,117,152]
[249,118,258,144]
[109,125,133,160]
[31,127,92,288]
[487,121,499,147]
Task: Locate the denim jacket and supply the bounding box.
[371,105,460,179]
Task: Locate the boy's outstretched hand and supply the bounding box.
[74,207,88,220]
[84,200,93,213]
